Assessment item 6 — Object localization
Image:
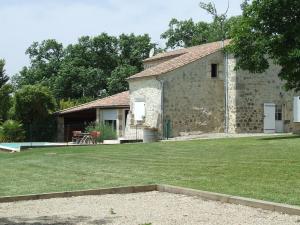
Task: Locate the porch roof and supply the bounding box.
[55,91,129,115]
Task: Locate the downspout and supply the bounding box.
[222,40,229,133]
[157,78,165,139]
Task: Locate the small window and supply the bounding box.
[211,64,218,78]
[275,105,282,121]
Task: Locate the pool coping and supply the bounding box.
[0,184,299,216]
[0,143,94,152]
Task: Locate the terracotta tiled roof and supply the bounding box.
[129,40,230,80]
[56,91,129,115]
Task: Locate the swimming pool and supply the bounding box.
[0,142,69,152]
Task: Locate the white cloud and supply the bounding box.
[0,0,243,75]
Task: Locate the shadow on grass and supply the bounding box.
[259,135,300,141]
[0,216,112,225]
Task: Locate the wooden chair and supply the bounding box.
[72,131,82,144]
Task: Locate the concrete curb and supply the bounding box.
[157,184,300,216]
[0,184,299,216]
[0,184,157,203]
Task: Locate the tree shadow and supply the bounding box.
[0,215,113,225]
[259,135,300,141]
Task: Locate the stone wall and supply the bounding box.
[128,78,162,130]
[228,56,296,133]
[130,50,298,137]
[162,51,225,136]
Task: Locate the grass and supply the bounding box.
[0,135,300,206]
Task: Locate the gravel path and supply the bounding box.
[0,191,299,225]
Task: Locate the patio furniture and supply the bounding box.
[79,133,93,144]
[72,131,82,144]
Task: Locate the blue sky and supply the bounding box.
[0,0,244,75]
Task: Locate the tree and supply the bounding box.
[0,59,9,88]
[0,84,13,122]
[118,33,157,70]
[161,18,211,48]
[13,33,157,100]
[107,65,138,94]
[54,62,106,99]
[0,59,12,122]
[13,85,56,123]
[12,85,56,141]
[161,16,241,49]
[15,40,64,89]
[228,0,300,91]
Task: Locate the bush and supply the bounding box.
[85,122,117,143]
[0,120,25,142]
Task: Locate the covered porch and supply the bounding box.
[55,91,130,142]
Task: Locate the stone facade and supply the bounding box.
[162,51,225,136]
[128,50,298,137]
[228,55,296,133]
[128,78,162,129]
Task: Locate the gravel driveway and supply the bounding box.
[0,191,299,225]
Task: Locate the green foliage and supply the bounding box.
[0,120,25,142]
[13,85,56,124]
[118,33,157,71]
[228,0,300,91]
[58,96,95,110]
[161,16,241,49]
[13,33,157,100]
[0,84,13,122]
[54,63,106,99]
[107,64,138,94]
[14,40,64,89]
[12,85,57,141]
[0,59,9,88]
[85,122,117,143]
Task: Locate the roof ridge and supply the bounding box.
[129,40,230,80]
[144,40,227,62]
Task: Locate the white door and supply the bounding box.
[264,103,276,133]
[275,105,284,133]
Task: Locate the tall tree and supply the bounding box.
[12,85,56,141]
[107,64,138,95]
[13,39,64,89]
[13,33,157,100]
[161,16,241,49]
[118,33,157,70]
[228,0,300,91]
[0,84,13,122]
[0,59,12,122]
[0,59,9,87]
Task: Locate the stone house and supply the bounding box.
[126,40,298,138]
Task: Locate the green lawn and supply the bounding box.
[0,135,300,206]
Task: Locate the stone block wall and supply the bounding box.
[162,51,225,136]
[128,78,162,130]
[228,58,296,133]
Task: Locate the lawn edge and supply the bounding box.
[157,184,300,216]
[0,184,299,216]
[0,184,157,203]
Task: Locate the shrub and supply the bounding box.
[85,122,117,143]
[0,120,25,142]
